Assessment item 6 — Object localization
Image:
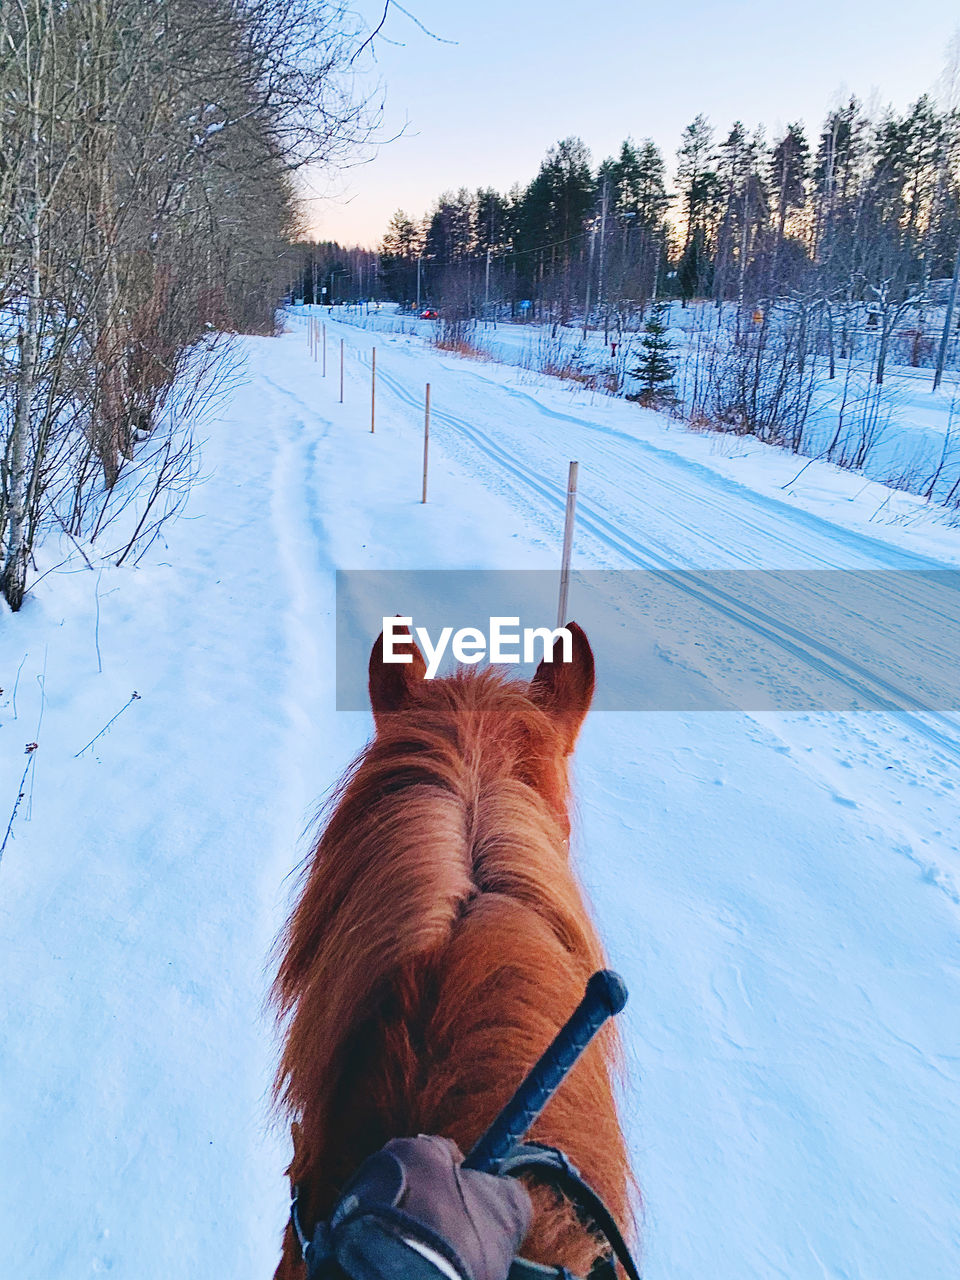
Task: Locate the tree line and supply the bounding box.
[1,0,368,611]
[287,240,381,304]
[365,56,960,510]
[376,74,960,339]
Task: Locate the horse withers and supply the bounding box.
[271,622,632,1280]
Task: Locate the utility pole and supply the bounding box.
[583,224,597,342]
[485,248,492,318]
[737,183,751,324]
[416,256,422,310]
[933,233,960,391]
[598,180,609,342]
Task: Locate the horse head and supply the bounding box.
[272,621,631,1280]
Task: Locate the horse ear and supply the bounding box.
[369,623,427,723]
[529,621,595,752]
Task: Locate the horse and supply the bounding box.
[271,622,632,1280]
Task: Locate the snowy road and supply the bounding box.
[1,317,958,1279]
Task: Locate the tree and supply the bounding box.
[677,115,720,242]
[631,302,677,406]
[382,210,420,258]
[872,97,942,243]
[516,137,594,320]
[380,210,421,300]
[424,189,474,265]
[543,137,594,246]
[606,139,670,227]
[768,123,809,282]
[714,122,750,304]
[678,228,710,304]
[676,115,720,301]
[813,96,868,266]
[473,188,509,254]
[601,138,671,307]
[0,0,372,610]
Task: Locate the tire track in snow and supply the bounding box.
[371,361,960,767]
[334,313,947,573]
[451,367,950,573]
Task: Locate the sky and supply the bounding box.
[299,0,960,249]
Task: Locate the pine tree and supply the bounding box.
[474,187,508,253]
[813,96,867,262]
[519,137,594,254]
[676,115,720,302]
[714,122,751,302]
[607,138,670,229]
[381,210,420,259]
[677,115,720,244]
[769,124,809,248]
[631,302,677,406]
[379,210,421,301]
[678,227,711,303]
[424,190,474,265]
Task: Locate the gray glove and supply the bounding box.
[318,1134,532,1280]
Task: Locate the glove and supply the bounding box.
[313,1135,532,1280]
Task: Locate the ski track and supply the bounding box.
[4,321,960,1280]
[283,317,960,916]
[280,319,960,907]
[332,334,960,771]
[324,321,960,1278]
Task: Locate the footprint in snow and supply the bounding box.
[832,793,858,809]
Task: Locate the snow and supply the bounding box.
[2,310,959,1279]
[335,301,960,512]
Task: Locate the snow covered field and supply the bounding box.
[334,301,960,506]
[2,312,959,1279]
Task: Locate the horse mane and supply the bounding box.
[272,663,632,1277]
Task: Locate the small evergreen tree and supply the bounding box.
[631,302,677,407]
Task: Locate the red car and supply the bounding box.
[419,308,439,320]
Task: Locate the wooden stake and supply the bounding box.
[557,461,579,627]
[371,346,376,433]
[422,383,431,503]
[340,338,344,404]
[322,323,327,377]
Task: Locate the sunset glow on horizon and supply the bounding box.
[301,0,960,248]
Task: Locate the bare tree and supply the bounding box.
[0,0,374,610]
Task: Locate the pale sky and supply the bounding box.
[299,0,960,249]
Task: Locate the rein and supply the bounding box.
[290,1140,642,1280]
[501,1143,642,1280]
[288,972,642,1280]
